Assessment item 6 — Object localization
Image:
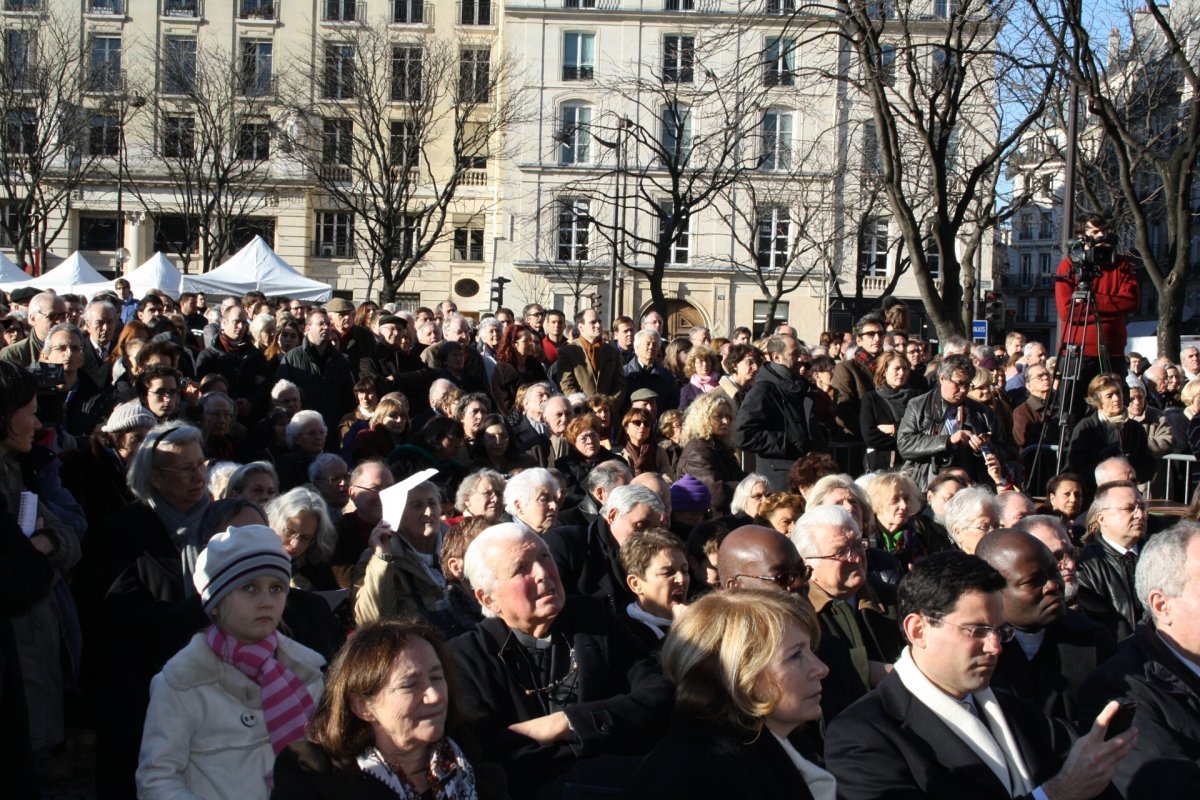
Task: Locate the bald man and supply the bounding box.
[977,530,1116,722]
[631,472,672,519]
[717,525,867,721]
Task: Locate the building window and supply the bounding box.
[79,215,119,251]
[663,34,694,84]
[563,32,595,81]
[762,110,793,171]
[154,214,198,254]
[459,47,490,103]
[391,45,422,101]
[237,121,270,161]
[88,36,121,92]
[661,103,691,166]
[162,37,197,95]
[753,299,790,337]
[393,0,425,23]
[934,0,959,18]
[757,206,791,270]
[453,226,485,261]
[658,200,689,266]
[665,0,696,9]
[556,199,589,262]
[458,121,487,170]
[315,211,354,257]
[765,0,796,14]
[323,0,358,21]
[395,214,419,259]
[860,217,889,277]
[162,114,195,158]
[89,114,120,156]
[877,44,896,86]
[163,0,200,16]
[3,30,33,87]
[862,124,881,173]
[932,47,957,86]
[764,37,796,87]
[559,103,591,164]
[1038,252,1051,273]
[1019,253,1031,277]
[323,42,355,99]
[239,0,276,19]
[460,0,491,25]
[231,217,275,249]
[322,118,352,165]
[390,119,419,168]
[3,110,34,155]
[240,40,273,96]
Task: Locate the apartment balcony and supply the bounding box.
[2,0,42,13]
[664,0,721,11]
[161,0,202,19]
[86,0,125,16]
[460,168,487,187]
[317,164,352,183]
[321,1,365,22]
[313,240,354,258]
[563,0,620,8]
[238,0,277,20]
[238,75,278,98]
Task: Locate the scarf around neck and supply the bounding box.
[1098,409,1129,426]
[689,372,720,392]
[148,491,212,589]
[626,601,672,640]
[357,738,478,800]
[579,335,604,373]
[206,626,315,757]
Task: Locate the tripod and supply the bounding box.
[1027,276,1108,489]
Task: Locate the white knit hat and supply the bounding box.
[193,525,292,614]
[102,402,156,435]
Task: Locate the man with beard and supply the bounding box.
[1017,515,1083,610]
[831,312,886,440]
[977,529,1115,722]
[826,550,1136,800]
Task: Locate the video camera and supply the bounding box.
[1067,231,1119,289]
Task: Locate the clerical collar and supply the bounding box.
[511,628,553,650]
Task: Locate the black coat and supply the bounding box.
[1066,413,1154,492]
[1076,624,1200,797]
[735,363,828,488]
[195,337,270,402]
[544,518,632,612]
[896,389,1005,491]
[360,343,437,414]
[623,359,679,411]
[631,714,818,800]
[448,596,671,798]
[275,341,355,444]
[1076,536,1142,641]
[825,671,1077,800]
[675,436,745,514]
[990,610,1116,724]
[860,385,912,470]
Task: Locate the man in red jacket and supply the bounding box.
[1054,214,1139,422]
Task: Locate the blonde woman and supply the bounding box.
[678,345,721,411]
[675,391,745,513]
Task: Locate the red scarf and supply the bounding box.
[855,347,877,374]
[206,625,315,755]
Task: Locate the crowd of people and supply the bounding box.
[0,260,1198,800]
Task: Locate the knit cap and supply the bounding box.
[193,525,292,614]
[102,402,156,435]
[670,474,712,513]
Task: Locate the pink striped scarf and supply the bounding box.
[206,625,315,755]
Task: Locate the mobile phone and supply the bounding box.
[980,444,993,458]
[1104,700,1137,740]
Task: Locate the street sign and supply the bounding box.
[972,319,988,342]
[979,279,993,291]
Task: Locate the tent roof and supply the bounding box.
[180,237,333,301]
[0,252,31,289]
[107,253,182,300]
[26,252,111,295]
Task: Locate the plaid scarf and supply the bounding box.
[854,347,877,374]
[206,625,315,755]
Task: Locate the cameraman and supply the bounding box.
[1054,213,1139,421]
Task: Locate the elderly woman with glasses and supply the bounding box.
[1066,373,1154,492]
[276,409,329,491]
[454,468,507,524]
[676,392,745,514]
[267,486,339,591]
[555,413,621,507]
[942,486,1000,555]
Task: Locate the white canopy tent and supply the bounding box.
[98,252,183,300]
[20,252,111,296]
[180,237,333,301]
[0,252,32,291]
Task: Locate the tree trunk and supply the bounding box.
[1157,268,1186,363]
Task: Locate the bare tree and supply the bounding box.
[0,11,122,272]
[1026,0,1200,360]
[279,19,525,302]
[127,34,280,272]
[813,0,1059,340]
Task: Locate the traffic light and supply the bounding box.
[490,276,510,309]
[985,291,1004,326]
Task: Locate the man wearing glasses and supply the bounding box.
[827,550,1136,800]
[717,524,867,721]
[792,505,903,689]
[1077,480,1149,641]
[831,312,887,440]
[0,291,66,366]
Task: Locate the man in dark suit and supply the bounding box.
[978,529,1116,723]
[1077,522,1200,796]
[826,550,1136,800]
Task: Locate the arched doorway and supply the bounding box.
[643,299,706,340]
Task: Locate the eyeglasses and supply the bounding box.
[156,460,207,477]
[628,419,648,427]
[351,484,386,493]
[809,539,868,562]
[1102,502,1148,515]
[860,329,884,338]
[576,432,600,443]
[283,528,315,547]
[733,566,812,590]
[942,377,972,390]
[1050,546,1081,564]
[928,617,1016,643]
[963,521,998,534]
[47,344,82,354]
[318,474,350,485]
[472,488,499,499]
[148,388,180,399]
[41,311,68,322]
[526,311,545,319]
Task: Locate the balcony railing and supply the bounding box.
[317,164,351,183]
[87,0,125,15]
[665,0,720,11]
[457,1,494,25]
[161,0,202,18]
[313,239,354,257]
[460,168,487,186]
[86,68,126,95]
[3,0,41,13]
[238,0,277,20]
[564,0,620,8]
[321,0,365,22]
[562,65,594,81]
[393,0,431,23]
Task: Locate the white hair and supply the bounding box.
[307,452,348,484]
[127,421,205,504]
[462,523,540,617]
[790,505,861,558]
[224,461,278,499]
[599,484,665,520]
[266,486,337,563]
[1136,522,1200,619]
[729,473,769,516]
[271,379,299,400]
[249,312,275,342]
[942,487,997,546]
[285,409,327,448]
[503,468,559,516]
[1095,456,1135,487]
[455,468,506,514]
[206,461,240,500]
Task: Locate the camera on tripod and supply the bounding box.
[1067,232,1119,288]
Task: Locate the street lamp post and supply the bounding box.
[116,93,146,272]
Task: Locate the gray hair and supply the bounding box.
[30,291,59,317]
[633,328,661,348]
[729,473,769,516]
[199,391,233,413]
[942,486,997,545]
[1023,341,1045,358]
[223,461,278,499]
[971,343,994,363]
[995,491,1034,525]
[1136,521,1200,619]
[456,468,507,513]
[463,523,540,617]
[84,299,117,323]
[442,313,472,336]
[45,322,83,345]
[249,312,275,342]
[1095,456,1135,487]
[941,335,970,356]
[205,461,240,500]
[1014,514,1068,540]
[585,460,633,498]
[504,467,559,516]
[791,504,861,558]
[599,484,666,520]
[127,421,205,503]
[285,409,327,448]
[429,378,455,403]
[478,316,501,334]
[271,379,300,400]
[307,452,348,484]
[266,486,338,564]
[937,353,975,381]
